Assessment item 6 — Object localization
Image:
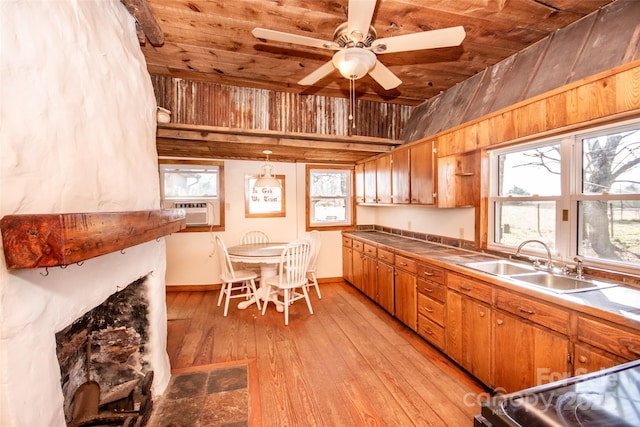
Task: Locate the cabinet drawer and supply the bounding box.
[378,248,394,264]
[574,343,625,375]
[448,272,492,302]
[417,262,445,285]
[418,294,445,326]
[496,291,570,335]
[417,278,445,302]
[342,237,352,247]
[577,316,640,360]
[363,244,377,257]
[395,255,417,273]
[352,239,364,252]
[418,315,445,350]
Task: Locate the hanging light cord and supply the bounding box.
[349,77,356,130]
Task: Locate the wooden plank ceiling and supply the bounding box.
[133,0,616,163]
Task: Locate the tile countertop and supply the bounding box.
[344,231,640,330]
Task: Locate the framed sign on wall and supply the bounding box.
[244,174,286,218]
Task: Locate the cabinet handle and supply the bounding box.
[496,319,504,325]
[422,271,434,276]
[479,311,485,318]
[424,329,433,335]
[518,307,535,315]
[399,262,407,266]
[460,285,472,292]
[423,288,433,293]
[423,307,433,313]
[578,355,588,363]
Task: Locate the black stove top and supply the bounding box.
[479,360,640,427]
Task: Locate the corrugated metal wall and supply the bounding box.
[151,75,412,140]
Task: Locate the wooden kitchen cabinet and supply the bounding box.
[573,343,625,376]
[576,315,640,364]
[410,140,435,205]
[417,261,446,350]
[391,147,410,204]
[437,150,479,208]
[446,273,492,385]
[377,255,395,315]
[493,309,571,393]
[394,254,417,330]
[355,163,364,204]
[362,244,378,300]
[342,237,353,284]
[376,155,392,204]
[364,159,377,203]
[351,239,365,292]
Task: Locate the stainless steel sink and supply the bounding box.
[509,272,617,294]
[464,260,536,276]
[463,259,618,294]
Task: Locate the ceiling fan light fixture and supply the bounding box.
[332,48,376,80]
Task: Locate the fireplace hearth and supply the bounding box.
[56,277,155,426]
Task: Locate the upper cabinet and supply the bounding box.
[410,141,435,205]
[392,147,410,204]
[355,163,364,204]
[437,150,480,208]
[376,155,392,204]
[364,158,377,203]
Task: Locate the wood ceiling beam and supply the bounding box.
[121,0,164,46]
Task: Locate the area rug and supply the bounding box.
[148,360,260,427]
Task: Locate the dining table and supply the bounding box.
[226,242,288,311]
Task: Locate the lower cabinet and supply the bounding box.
[341,237,353,284]
[493,310,571,393]
[446,289,492,385]
[394,255,417,331]
[376,259,395,314]
[573,343,625,375]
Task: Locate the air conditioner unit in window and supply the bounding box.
[164,200,220,226]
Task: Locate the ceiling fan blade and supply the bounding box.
[252,27,339,50]
[348,0,377,43]
[371,26,466,54]
[298,61,336,86]
[368,60,402,90]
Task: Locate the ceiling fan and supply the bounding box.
[251,0,466,90]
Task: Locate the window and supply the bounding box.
[489,120,640,271]
[306,165,354,230]
[159,160,224,231]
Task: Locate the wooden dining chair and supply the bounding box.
[305,230,322,299]
[261,239,313,325]
[215,236,260,316]
[240,230,270,244]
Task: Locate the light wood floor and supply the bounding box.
[165,280,487,426]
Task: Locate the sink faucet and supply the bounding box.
[515,240,554,271]
[574,256,585,279]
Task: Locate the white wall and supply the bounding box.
[165,160,346,285]
[0,2,170,426]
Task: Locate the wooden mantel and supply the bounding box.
[0,210,185,269]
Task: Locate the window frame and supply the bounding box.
[305,164,355,231]
[158,159,225,232]
[488,119,640,273]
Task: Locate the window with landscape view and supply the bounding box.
[306,165,354,230]
[489,120,640,271]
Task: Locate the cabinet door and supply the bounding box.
[574,343,624,376]
[355,163,365,203]
[392,148,410,204]
[493,310,570,393]
[410,141,435,204]
[362,255,377,300]
[376,155,392,203]
[377,261,395,314]
[351,250,364,292]
[364,159,377,203]
[394,269,417,330]
[446,291,491,385]
[342,246,353,284]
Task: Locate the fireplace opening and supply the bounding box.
[55,276,155,426]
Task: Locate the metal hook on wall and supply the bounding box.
[120,249,126,254]
[40,267,49,277]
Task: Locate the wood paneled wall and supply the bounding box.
[151,75,413,140]
[403,0,640,143]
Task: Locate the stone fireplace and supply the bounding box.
[0,1,172,426]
